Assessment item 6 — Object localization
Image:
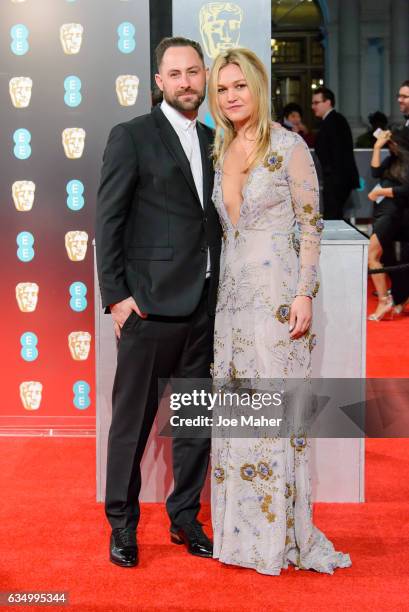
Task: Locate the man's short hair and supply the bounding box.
[155,36,205,71]
[314,86,335,107]
[400,80,409,89]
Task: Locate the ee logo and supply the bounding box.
[73,381,91,410]
[69,282,87,311]
[357,177,366,192]
[17,231,35,262]
[10,24,29,56]
[20,332,38,362]
[66,180,85,211]
[13,129,32,159]
[64,76,82,107]
[117,22,135,54]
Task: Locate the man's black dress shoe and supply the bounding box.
[170,521,213,558]
[110,528,138,567]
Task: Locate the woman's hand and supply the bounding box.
[374,130,391,149]
[289,296,312,339]
[368,187,393,202]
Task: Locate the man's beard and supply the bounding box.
[163,87,206,113]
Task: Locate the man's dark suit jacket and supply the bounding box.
[314,109,360,191]
[96,105,222,317]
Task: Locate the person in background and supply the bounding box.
[356,111,388,149]
[388,80,409,310]
[397,80,409,128]
[281,102,315,147]
[312,86,360,220]
[367,127,409,320]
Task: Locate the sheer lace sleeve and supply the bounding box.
[287,137,323,298]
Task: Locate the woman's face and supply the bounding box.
[216,63,255,126]
[287,111,301,126]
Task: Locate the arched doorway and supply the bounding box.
[271,0,326,128]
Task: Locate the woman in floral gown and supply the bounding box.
[207,48,351,575]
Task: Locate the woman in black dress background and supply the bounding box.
[368,127,409,320]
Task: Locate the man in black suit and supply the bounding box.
[96,37,221,567]
[312,87,360,220]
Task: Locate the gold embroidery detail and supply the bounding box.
[261,494,276,522]
[214,466,225,483]
[312,281,320,297]
[275,304,291,324]
[308,333,317,353]
[303,204,313,214]
[257,461,273,480]
[287,517,294,529]
[264,151,283,172]
[309,213,324,233]
[290,434,307,452]
[240,463,256,481]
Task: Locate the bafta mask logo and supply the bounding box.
[116,75,140,106]
[68,331,91,361]
[16,282,39,312]
[12,180,35,212]
[62,127,86,159]
[65,230,88,261]
[199,2,243,59]
[20,381,43,411]
[9,76,32,108]
[60,23,83,55]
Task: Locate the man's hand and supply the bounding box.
[110,297,147,339]
[289,296,312,340]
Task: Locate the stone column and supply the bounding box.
[390,0,409,124]
[338,0,361,127]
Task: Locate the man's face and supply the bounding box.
[155,46,207,115]
[200,3,243,59]
[312,94,332,118]
[398,86,409,115]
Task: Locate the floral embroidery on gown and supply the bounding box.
[211,128,351,575]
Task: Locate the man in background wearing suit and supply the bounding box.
[312,86,360,220]
[96,37,221,567]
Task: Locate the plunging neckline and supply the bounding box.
[219,161,254,229]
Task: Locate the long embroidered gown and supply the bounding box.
[211,128,351,575]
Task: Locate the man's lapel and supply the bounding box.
[197,122,212,209]
[152,105,201,205]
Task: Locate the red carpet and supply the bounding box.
[366,278,409,377]
[0,288,408,611]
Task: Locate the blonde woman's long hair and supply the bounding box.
[208,47,272,170]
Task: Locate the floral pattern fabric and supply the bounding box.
[211,128,351,575]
